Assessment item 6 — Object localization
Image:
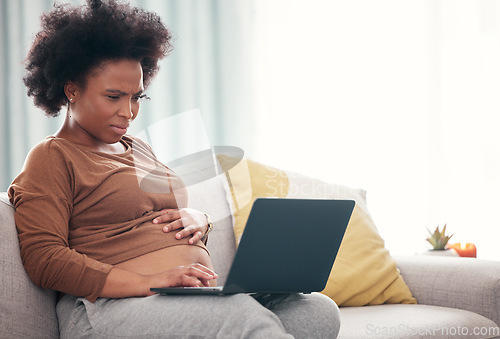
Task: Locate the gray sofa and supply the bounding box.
[1,180,500,338]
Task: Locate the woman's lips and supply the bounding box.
[111,125,128,135]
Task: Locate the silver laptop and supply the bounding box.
[150,198,354,295]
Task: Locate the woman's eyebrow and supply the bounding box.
[105,89,144,95]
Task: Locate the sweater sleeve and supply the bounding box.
[8,141,112,302]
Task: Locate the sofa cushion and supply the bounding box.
[395,255,500,328]
[0,192,59,338]
[217,156,416,307]
[339,304,500,339]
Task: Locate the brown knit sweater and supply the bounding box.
[9,135,207,302]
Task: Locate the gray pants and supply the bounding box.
[56,292,340,338]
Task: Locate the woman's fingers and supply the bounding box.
[156,209,208,244]
[152,209,186,233]
[158,264,218,288]
[152,209,180,225]
[188,231,204,244]
[161,219,200,238]
[174,225,204,243]
[162,218,184,233]
[181,265,217,286]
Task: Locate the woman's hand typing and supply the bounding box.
[101,264,218,298]
[144,263,218,296]
[153,208,209,244]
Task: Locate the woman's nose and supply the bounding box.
[118,100,134,119]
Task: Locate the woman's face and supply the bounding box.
[65,59,146,148]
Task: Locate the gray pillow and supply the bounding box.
[0,192,59,338]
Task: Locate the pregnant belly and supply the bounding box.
[114,243,217,286]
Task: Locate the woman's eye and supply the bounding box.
[133,94,150,102]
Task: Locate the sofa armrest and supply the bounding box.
[394,255,500,327]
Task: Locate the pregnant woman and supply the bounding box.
[8,0,340,337]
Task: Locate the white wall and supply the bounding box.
[251,0,500,261]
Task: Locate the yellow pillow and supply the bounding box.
[218,155,417,307]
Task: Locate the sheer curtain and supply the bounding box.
[251,0,500,261]
[0,0,256,189]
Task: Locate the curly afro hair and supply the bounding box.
[24,0,173,116]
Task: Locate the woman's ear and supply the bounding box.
[64,81,78,103]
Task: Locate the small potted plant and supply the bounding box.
[424,224,459,256]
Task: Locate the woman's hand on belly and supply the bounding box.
[152,208,209,244]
